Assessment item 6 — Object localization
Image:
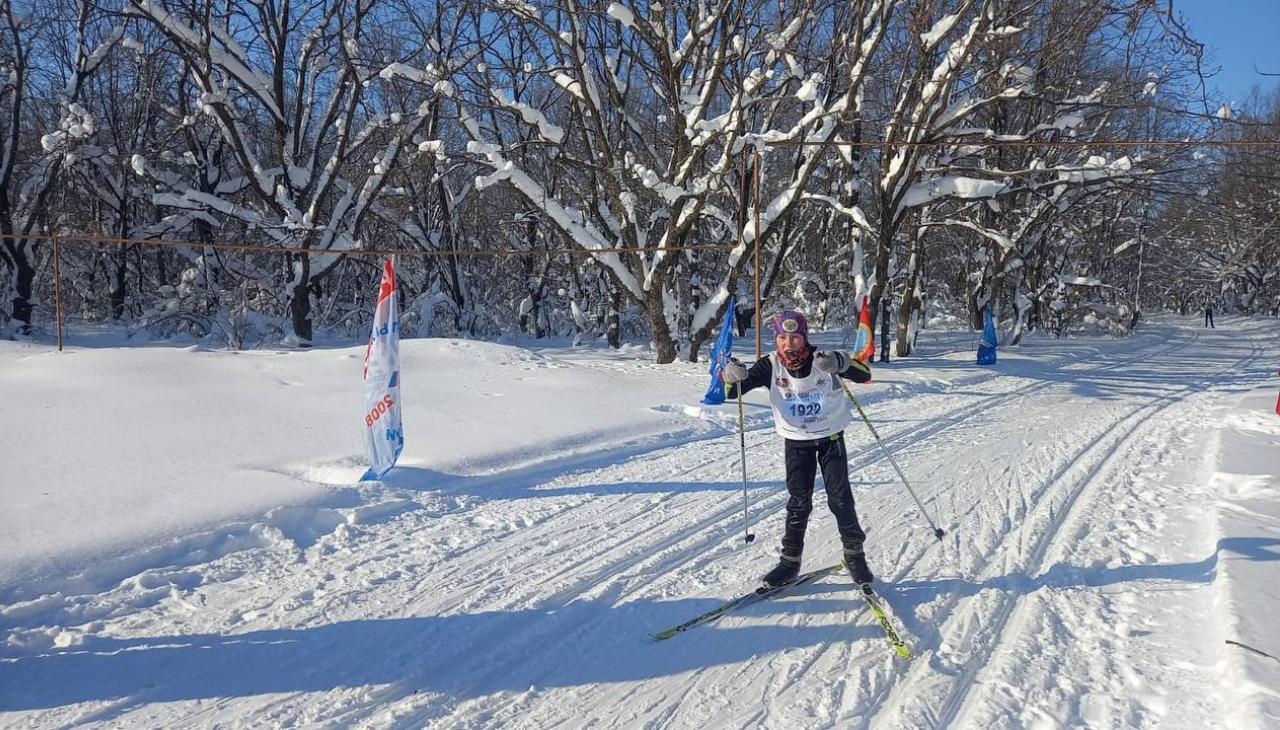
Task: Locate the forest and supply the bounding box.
[0,0,1275,360]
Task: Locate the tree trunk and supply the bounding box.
[868,222,893,339]
[607,287,621,349]
[289,253,313,346]
[110,245,129,321]
[894,227,922,357]
[9,247,35,335]
[878,290,892,363]
[646,282,678,364]
[1006,276,1029,346]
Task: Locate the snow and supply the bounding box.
[920,12,960,46]
[2,316,1278,728]
[606,2,635,28]
[794,72,823,102]
[553,72,585,101]
[1212,377,1280,726]
[416,139,445,160]
[493,91,565,144]
[900,174,1009,209]
[1056,274,1104,286]
[379,63,437,84]
[1112,237,1139,255]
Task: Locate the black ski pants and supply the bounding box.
[781,432,866,557]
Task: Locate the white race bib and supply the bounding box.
[768,354,852,440]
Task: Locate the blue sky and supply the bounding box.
[1175,0,1280,103]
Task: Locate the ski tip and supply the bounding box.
[652,630,676,641]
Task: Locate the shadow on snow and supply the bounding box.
[4,538,1276,712]
[0,583,874,712]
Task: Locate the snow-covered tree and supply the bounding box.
[0,0,119,335]
[125,0,440,344]
[384,0,891,362]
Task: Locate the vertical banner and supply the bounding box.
[853,295,875,363]
[701,295,737,405]
[977,306,998,365]
[361,258,404,480]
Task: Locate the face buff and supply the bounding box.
[776,333,808,370]
[771,310,810,371]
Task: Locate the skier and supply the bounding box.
[721,309,876,588]
[1204,300,1215,328]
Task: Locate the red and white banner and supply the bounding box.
[361,258,403,480]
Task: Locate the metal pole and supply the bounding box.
[52,236,64,352]
[736,151,748,344]
[737,389,755,544]
[838,378,945,540]
[753,147,762,359]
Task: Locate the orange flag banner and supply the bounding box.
[853,296,875,363]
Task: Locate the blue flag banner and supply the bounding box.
[977,306,998,365]
[361,258,405,480]
[701,296,736,405]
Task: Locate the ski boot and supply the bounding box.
[760,553,802,589]
[844,546,875,585]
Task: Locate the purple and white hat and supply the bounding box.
[771,310,808,338]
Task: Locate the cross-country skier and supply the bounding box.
[721,309,875,588]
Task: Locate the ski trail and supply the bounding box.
[872,327,1266,729]
[940,326,1270,729]
[303,359,1071,728]
[369,329,1218,728]
[380,335,1204,728]
[8,321,1270,730]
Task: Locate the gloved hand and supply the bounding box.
[721,358,749,384]
[813,350,849,374]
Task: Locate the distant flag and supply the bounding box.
[853,295,875,363]
[361,258,404,480]
[977,306,998,365]
[701,296,737,405]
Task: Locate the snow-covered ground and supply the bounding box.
[2,315,1277,728]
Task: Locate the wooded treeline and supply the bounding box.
[1,0,1275,359]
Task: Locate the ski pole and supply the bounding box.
[737,388,756,544]
[838,378,946,541]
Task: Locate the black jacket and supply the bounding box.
[725,346,871,399]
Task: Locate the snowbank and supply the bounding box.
[1213,380,1280,729]
[0,338,723,601]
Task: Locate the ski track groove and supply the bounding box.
[941,328,1267,728]
[879,328,1202,587]
[389,339,1199,728]
[9,325,1252,730]
[878,329,1265,729]
[379,330,1213,728]
[314,373,1050,727]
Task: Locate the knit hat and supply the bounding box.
[771,310,808,338]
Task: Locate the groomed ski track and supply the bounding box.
[2,317,1272,729]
